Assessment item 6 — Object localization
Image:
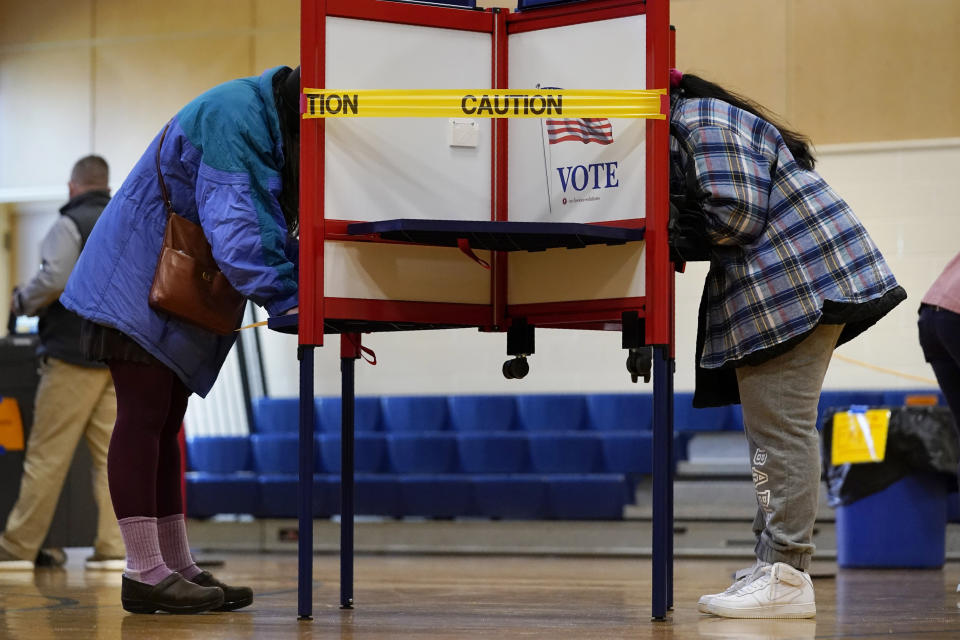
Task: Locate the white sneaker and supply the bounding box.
[706,562,815,619]
[0,546,34,571]
[697,561,767,614]
[0,558,35,571]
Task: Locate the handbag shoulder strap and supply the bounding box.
[155,123,175,218]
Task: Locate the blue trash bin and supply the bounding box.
[836,473,948,568]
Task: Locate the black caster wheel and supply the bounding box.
[626,347,652,383]
[503,356,529,380]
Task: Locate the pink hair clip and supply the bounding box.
[669,68,683,90]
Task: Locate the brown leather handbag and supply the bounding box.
[148,124,246,335]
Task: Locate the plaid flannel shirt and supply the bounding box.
[670,97,903,369]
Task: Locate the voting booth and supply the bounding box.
[283,0,676,620]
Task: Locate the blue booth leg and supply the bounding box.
[666,356,674,611]
[340,353,356,609]
[298,346,315,620]
[651,345,673,620]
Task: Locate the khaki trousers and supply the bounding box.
[736,323,844,570]
[0,357,124,560]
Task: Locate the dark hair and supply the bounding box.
[274,66,300,236]
[71,155,109,187]
[674,73,816,171]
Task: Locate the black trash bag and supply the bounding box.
[821,406,959,507]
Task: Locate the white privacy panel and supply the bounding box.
[324,18,492,223]
[506,14,648,305]
[324,241,491,305]
[508,243,646,305]
[508,15,647,223]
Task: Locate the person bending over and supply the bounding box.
[668,69,906,619]
[62,66,301,614]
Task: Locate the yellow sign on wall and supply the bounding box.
[831,409,890,465]
[0,397,25,452]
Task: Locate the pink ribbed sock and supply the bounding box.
[157,514,202,580]
[118,516,173,585]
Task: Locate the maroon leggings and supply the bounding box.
[107,360,190,519]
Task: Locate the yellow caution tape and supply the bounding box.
[302,89,666,119]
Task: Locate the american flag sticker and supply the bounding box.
[545,117,614,145]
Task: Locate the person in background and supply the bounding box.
[668,69,906,618]
[1,156,126,572]
[917,250,960,593]
[60,66,300,614]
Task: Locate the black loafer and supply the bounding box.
[121,573,224,614]
[190,570,253,611]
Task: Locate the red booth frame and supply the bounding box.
[294,0,676,622]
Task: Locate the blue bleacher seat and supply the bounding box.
[473,476,549,519]
[315,396,383,432]
[516,394,586,431]
[448,395,516,431]
[255,474,298,518]
[382,396,450,432]
[252,397,300,433]
[387,432,458,473]
[673,394,731,432]
[399,475,475,518]
[822,390,886,409]
[546,475,629,519]
[598,432,652,474]
[817,390,886,429]
[187,436,251,474]
[315,433,386,474]
[186,473,258,517]
[527,432,600,473]
[585,394,653,431]
[881,389,943,407]
[726,405,744,430]
[319,474,403,517]
[251,433,299,474]
[256,474,345,518]
[456,432,528,473]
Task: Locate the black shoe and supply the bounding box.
[190,570,253,611]
[121,573,224,614]
[35,548,67,567]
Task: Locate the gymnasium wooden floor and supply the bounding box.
[1,552,959,639]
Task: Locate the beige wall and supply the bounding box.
[0,0,299,195]
[672,0,960,145]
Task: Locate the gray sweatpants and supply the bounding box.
[736,323,844,571]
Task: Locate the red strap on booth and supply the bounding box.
[344,333,377,365]
[457,238,491,269]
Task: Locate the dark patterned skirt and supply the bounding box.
[79,320,159,365]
